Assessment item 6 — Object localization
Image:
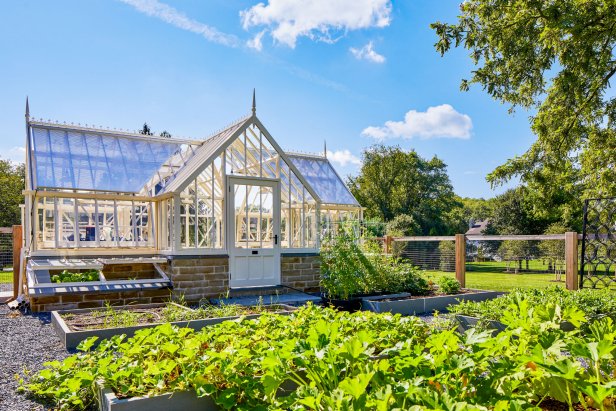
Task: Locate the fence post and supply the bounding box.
[565,231,578,290]
[12,225,23,298]
[383,235,392,254]
[455,234,466,288]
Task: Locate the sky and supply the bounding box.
[0,0,535,199]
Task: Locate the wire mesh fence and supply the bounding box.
[0,229,14,292]
[392,237,567,292]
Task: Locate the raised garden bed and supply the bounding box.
[98,384,219,411]
[52,302,296,349]
[25,303,615,410]
[97,377,301,411]
[361,289,501,315]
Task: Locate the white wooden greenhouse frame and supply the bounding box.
[21,96,362,292]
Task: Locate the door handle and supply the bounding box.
[274,234,278,245]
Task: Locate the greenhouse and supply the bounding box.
[21,97,361,311]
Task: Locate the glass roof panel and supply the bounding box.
[287,155,359,206]
[31,126,182,192]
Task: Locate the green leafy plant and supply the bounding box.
[50,269,99,283]
[437,276,461,295]
[449,287,616,333]
[320,232,430,300]
[320,231,374,300]
[22,301,616,410]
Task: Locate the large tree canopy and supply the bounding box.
[432,0,616,199]
[0,159,25,227]
[348,145,458,235]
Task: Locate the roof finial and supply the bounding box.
[324,140,327,158]
[25,96,30,119]
[252,88,256,116]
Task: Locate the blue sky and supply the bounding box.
[0,0,534,198]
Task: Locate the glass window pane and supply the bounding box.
[59,198,76,247]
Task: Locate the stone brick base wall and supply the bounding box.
[102,263,168,280]
[30,288,172,312]
[168,256,229,302]
[29,254,321,311]
[281,255,321,293]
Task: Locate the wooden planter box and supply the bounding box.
[53,303,296,350]
[455,314,575,335]
[361,290,501,315]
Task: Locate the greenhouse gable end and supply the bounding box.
[21,101,361,310]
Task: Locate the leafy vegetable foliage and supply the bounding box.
[436,276,462,295]
[50,270,99,283]
[450,286,616,332]
[23,302,616,410]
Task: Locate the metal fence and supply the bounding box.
[581,197,616,289]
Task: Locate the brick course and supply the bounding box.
[30,288,173,312]
[168,256,230,303]
[29,255,321,311]
[281,255,321,293]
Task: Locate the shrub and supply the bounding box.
[320,231,374,300]
[437,276,461,294]
[320,233,431,299]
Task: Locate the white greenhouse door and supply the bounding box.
[227,177,281,288]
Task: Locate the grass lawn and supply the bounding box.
[0,271,13,284]
[425,267,564,292]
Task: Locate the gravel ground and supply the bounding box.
[0,304,70,411]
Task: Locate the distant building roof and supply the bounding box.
[465,220,489,235]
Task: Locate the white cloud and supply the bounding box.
[240,0,392,48]
[362,104,473,140]
[4,146,26,164]
[247,30,266,51]
[327,149,361,167]
[350,41,385,63]
[119,0,239,47]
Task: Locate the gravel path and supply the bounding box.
[0,304,70,411]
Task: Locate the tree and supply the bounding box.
[539,222,569,280]
[386,214,421,257]
[487,187,549,235]
[160,130,172,138]
[432,1,616,200]
[139,123,153,136]
[0,159,25,227]
[348,145,459,235]
[385,214,421,237]
[443,196,493,235]
[498,240,537,273]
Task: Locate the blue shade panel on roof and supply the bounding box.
[31,126,182,192]
[287,155,359,206]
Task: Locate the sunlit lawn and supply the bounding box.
[0,271,12,284]
[425,260,565,292]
